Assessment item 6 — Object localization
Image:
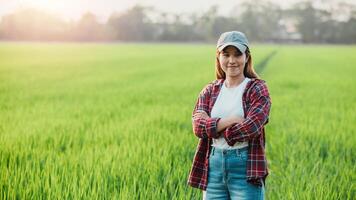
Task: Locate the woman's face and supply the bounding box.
[218,45,248,78]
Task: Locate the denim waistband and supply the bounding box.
[210,145,249,156]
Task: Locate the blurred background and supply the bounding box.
[0,0,355,43]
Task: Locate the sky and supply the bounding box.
[0,0,354,22]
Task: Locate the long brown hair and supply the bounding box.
[215,48,259,79]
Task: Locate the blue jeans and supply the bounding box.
[205,146,265,200]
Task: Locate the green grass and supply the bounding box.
[0,43,355,199]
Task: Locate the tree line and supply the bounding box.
[0,0,355,43]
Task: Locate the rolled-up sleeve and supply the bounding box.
[192,85,221,139]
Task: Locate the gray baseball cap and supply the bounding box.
[217,31,249,53]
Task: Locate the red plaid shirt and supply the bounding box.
[187,78,271,190]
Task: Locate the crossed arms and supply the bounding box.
[191,81,271,145]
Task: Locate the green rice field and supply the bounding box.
[0,43,355,199]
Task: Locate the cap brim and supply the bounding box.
[218,42,247,53]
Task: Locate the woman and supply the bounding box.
[187,31,271,200]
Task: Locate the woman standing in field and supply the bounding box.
[187,31,271,200]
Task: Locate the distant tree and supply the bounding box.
[210,16,239,40]
[290,1,356,43]
[107,5,155,41]
[72,12,108,41]
[342,16,356,43]
[291,1,325,43]
[235,1,282,42]
[332,2,356,43]
[158,14,202,41]
[192,5,220,41]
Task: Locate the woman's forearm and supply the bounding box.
[217,116,245,133]
[193,111,245,136]
[217,117,235,133]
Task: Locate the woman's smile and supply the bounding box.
[227,66,241,73]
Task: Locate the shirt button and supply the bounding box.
[223,150,227,154]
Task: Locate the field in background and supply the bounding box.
[0,43,355,199]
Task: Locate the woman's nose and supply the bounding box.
[229,56,236,64]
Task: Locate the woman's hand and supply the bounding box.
[193,110,209,120]
[192,111,210,134]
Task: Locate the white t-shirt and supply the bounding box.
[210,77,250,149]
